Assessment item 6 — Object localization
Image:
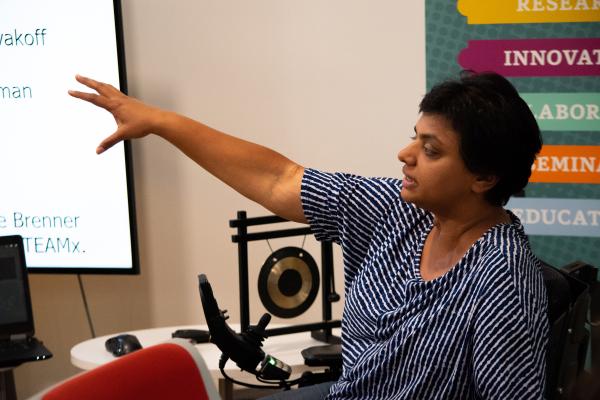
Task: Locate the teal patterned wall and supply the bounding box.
[425,0,600,268]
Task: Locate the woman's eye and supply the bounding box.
[424,146,437,156]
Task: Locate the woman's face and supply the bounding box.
[398,113,479,214]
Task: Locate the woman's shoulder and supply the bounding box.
[303,168,425,218]
[303,168,403,200]
[477,220,539,273]
[474,220,547,307]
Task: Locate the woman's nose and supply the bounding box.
[397,143,415,164]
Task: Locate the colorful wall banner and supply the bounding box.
[427,0,600,267]
[507,197,600,237]
[530,145,600,183]
[458,0,600,25]
[457,38,600,76]
[522,92,600,131]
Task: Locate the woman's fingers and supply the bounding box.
[68,89,111,109]
[96,129,126,154]
[68,75,122,109]
[75,74,118,96]
[70,75,154,153]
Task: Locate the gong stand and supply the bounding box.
[230,211,341,344]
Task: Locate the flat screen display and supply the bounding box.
[0,0,139,274]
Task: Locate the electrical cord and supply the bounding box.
[218,354,277,389]
[218,354,305,390]
[219,367,283,390]
[256,373,306,387]
[77,274,96,338]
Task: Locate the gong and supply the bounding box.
[258,246,320,318]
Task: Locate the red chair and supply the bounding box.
[29,339,220,400]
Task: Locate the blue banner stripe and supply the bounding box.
[507,197,600,237]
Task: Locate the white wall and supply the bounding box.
[16,1,425,397]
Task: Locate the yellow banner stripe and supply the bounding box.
[457,0,600,24]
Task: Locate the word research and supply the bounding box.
[517,0,600,11]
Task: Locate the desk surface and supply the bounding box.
[71,324,341,372]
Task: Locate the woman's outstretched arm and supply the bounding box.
[69,75,306,223]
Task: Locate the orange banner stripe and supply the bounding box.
[530,145,600,184]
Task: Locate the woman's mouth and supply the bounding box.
[403,174,417,189]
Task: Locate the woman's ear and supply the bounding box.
[472,174,499,194]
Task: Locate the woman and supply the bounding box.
[69,71,547,399]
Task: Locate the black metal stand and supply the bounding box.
[230,211,341,343]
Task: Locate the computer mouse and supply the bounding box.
[105,334,142,357]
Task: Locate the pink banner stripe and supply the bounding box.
[457,38,600,77]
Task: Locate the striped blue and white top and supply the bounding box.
[301,168,548,400]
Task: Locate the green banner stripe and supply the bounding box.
[521,93,600,131]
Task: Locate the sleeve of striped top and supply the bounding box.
[300,168,401,281]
